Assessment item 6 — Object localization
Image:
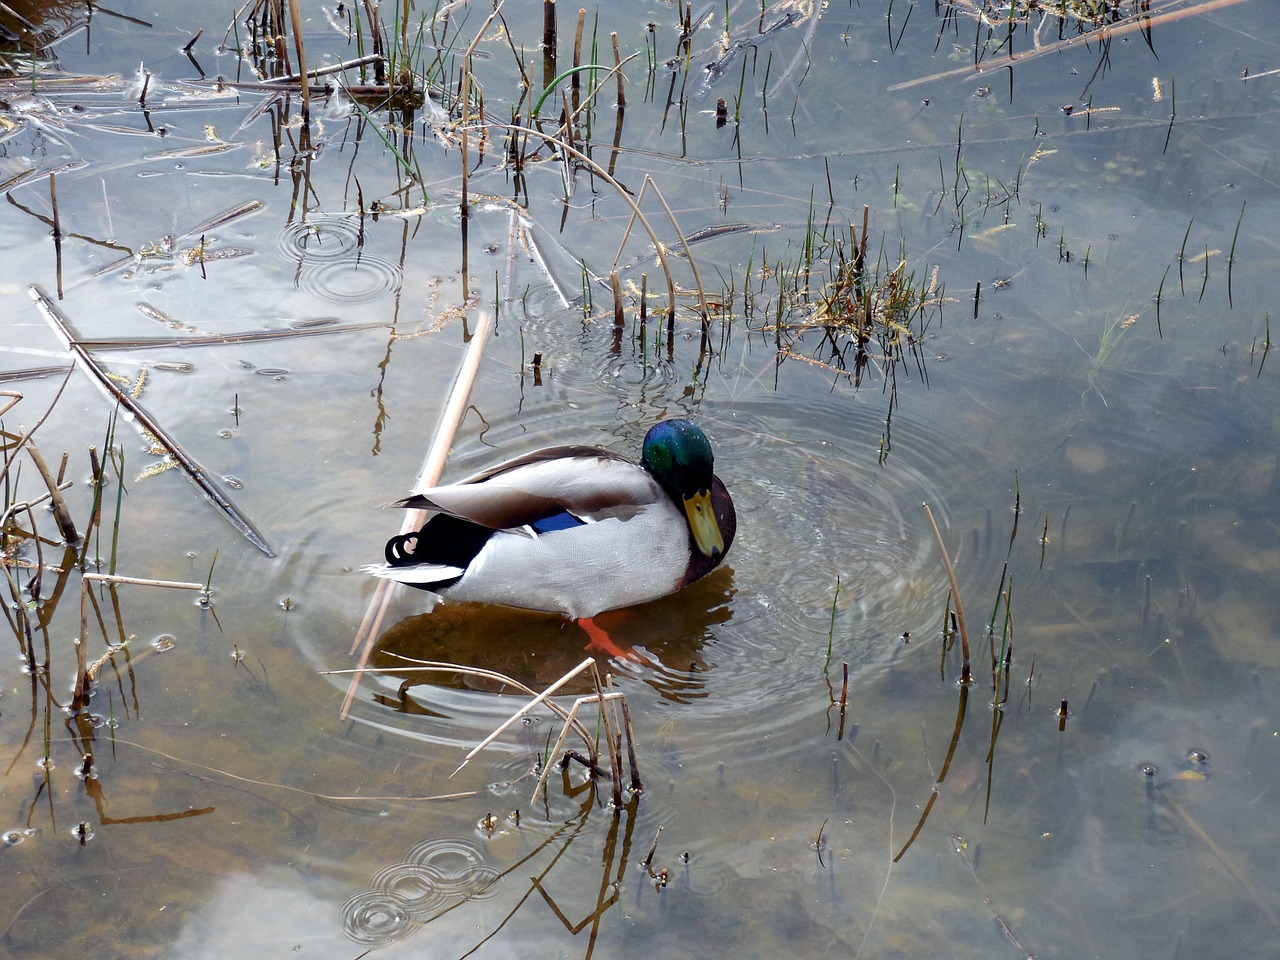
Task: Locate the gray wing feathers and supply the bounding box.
[391,456,660,530]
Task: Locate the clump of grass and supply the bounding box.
[768,206,946,402]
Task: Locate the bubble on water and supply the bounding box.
[153,635,176,652]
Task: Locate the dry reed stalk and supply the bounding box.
[642,824,663,871]
[532,690,627,801]
[618,694,642,793]
[542,0,558,89]
[343,307,494,717]
[340,656,639,806]
[890,0,1247,91]
[638,174,713,323]
[531,695,591,803]
[29,286,274,557]
[542,0,557,52]
[49,172,62,296]
[502,123,679,313]
[924,502,970,683]
[286,0,310,119]
[593,667,624,806]
[570,7,585,106]
[19,437,77,544]
[449,657,595,776]
[270,54,384,84]
[83,573,204,590]
[610,270,624,326]
[76,322,390,350]
[611,31,624,108]
[329,653,595,744]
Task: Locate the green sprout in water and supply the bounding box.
[1077,310,1140,407]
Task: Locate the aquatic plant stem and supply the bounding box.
[825,573,840,672]
[28,286,274,556]
[18,436,77,545]
[502,122,678,315]
[924,502,970,683]
[344,307,495,718]
[286,0,310,121]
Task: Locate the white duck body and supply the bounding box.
[365,439,735,621]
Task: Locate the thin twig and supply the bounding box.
[83,573,204,590]
[450,658,596,777]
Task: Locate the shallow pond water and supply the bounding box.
[2,1,1279,958]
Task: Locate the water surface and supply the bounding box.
[2,1,1278,958]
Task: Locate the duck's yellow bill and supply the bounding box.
[684,490,724,557]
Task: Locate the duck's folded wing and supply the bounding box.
[390,451,660,530]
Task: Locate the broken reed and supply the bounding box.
[330,654,644,806]
[924,502,970,684]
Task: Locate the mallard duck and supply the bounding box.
[366,419,735,653]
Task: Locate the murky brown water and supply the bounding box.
[2,1,1279,957]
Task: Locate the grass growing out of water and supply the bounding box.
[0,384,215,837]
[766,206,944,415]
[810,240,940,386]
[1078,310,1140,406]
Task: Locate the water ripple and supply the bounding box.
[404,837,502,906]
[342,835,501,943]
[274,213,403,302]
[313,373,962,781]
[368,861,450,917]
[276,214,366,263]
[296,257,403,303]
[339,889,415,946]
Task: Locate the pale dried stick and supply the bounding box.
[343,307,495,718]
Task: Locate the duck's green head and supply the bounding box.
[641,418,725,558]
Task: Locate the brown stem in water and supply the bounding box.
[924,502,970,684]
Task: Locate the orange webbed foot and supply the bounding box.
[576,617,653,665]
